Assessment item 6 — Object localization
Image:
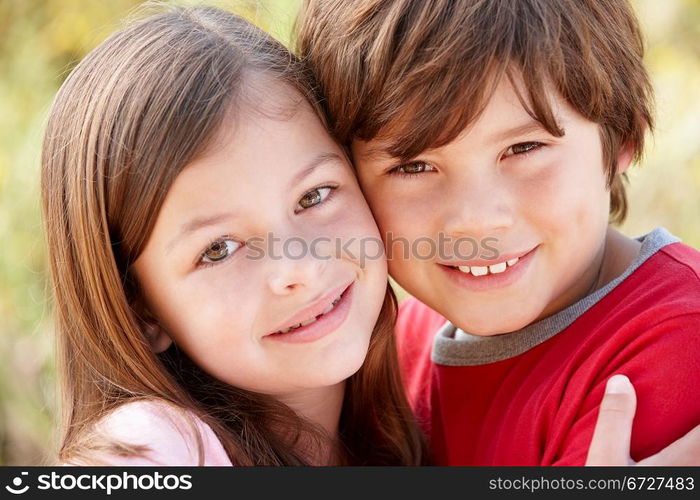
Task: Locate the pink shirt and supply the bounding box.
[88,400,232,466]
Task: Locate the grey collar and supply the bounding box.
[431,228,680,366]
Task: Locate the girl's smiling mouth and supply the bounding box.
[265,281,355,343]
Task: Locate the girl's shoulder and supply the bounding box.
[78,399,233,466]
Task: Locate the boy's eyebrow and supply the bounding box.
[355,119,559,162]
[356,145,394,161]
[491,119,556,144]
[292,152,345,186]
[168,212,236,254]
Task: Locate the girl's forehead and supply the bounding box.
[202,78,313,152]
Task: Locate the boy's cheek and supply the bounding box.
[521,156,607,223]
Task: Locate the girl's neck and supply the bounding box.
[274,380,346,465]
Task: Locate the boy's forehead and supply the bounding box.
[352,74,570,162]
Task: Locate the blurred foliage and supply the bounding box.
[0,0,697,465]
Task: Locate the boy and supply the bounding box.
[297,0,700,464]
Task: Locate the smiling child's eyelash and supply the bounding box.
[295,184,339,212]
[386,161,436,179]
[196,235,240,269]
[503,141,546,158]
[386,142,546,177]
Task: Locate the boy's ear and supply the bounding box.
[615,142,636,175]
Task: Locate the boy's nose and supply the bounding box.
[441,176,514,239]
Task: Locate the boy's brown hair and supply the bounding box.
[297,0,654,223]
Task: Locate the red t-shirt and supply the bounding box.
[396,236,700,465]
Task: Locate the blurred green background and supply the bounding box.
[0,0,698,465]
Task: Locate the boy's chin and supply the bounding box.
[452,309,543,336]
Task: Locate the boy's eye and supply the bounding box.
[503,142,543,157]
[296,186,334,212]
[200,238,241,265]
[389,161,436,176]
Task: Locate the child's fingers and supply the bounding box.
[637,425,700,466]
[585,374,637,466]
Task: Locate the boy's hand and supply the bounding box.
[586,374,700,465]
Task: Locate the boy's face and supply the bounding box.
[352,75,631,334]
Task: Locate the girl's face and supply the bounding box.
[132,81,388,397]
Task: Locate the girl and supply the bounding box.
[41,5,691,466]
[42,5,424,466]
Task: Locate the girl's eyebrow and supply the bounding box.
[167,212,236,254]
[291,152,344,186]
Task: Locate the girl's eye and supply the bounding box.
[296,186,335,212]
[389,161,436,176]
[200,238,241,265]
[503,142,543,157]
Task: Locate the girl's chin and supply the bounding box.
[309,345,369,386]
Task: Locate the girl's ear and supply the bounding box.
[132,297,173,353]
[142,321,173,354]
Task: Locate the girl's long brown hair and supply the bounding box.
[41,5,426,465]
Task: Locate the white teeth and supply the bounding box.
[454,257,520,277]
[470,266,489,276]
[488,262,507,274]
[274,293,343,334]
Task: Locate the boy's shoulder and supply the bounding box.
[657,241,700,282]
[551,240,700,463]
[621,239,700,314]
[395,297,446,408]
[85,399,231,466]
[592,229,700,326]
[572,238,700,354]
[396,297,446,351]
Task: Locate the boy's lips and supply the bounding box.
[438,246,537,269]
[264,281,355,343]
[439,245,539,291]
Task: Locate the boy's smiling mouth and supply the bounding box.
[449,256,521,276]
[438,246,540,289]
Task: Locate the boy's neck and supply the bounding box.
[536,226,641,323]
[592,226,643,293]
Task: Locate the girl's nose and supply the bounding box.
[266,238,328,295]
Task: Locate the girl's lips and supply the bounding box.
[440,245,539,292]
[264,282,354,344]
